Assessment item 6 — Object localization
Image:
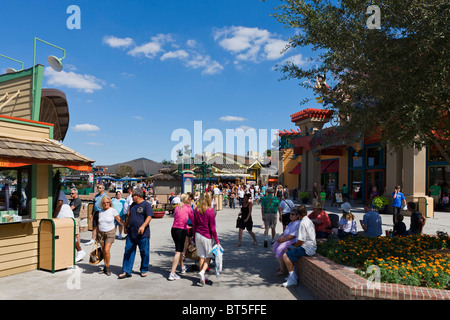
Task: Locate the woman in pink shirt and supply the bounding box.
[193,192,220,286]
[168,194,194,281]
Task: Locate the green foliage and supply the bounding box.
[299,191,310,199]
[317,234,450,289]
[372,195,390,209]
[271,0,450,162]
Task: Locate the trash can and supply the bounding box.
[418,197,434,218]
[38,218,76,273]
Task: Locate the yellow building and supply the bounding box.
[278,108,443,215]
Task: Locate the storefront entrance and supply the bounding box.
[366,169,385,202]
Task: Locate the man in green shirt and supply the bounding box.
[261,188,281,247]
[429,182,441,209]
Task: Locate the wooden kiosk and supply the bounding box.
[0,66,94,277]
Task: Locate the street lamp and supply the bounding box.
[32,37,66,120]
[33,37,66,72]
[0,53,24,73]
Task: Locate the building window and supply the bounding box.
[428,166,450,196]
[366,146,382,167]
[0,166,32,223]
[349,169,362,200]
[349,149,363,167]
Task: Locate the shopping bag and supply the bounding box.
[212,244,223,276]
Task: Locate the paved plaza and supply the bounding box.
[0,201,448,301]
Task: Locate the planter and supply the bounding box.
[301,198,309,204]
[153,211,166,218]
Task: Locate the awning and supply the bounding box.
[289,163,301,174]
[213,173,252,177]
[0,134,94,171]
[321,159,339,173]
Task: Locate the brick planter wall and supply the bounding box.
[295,254,450,300]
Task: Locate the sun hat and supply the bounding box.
[341,202,352,213]
[312,201,322,209]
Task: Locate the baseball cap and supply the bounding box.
[341,202,352,213]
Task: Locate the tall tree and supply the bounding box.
[271,0,449,162]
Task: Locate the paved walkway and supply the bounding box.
[0,201,448,301]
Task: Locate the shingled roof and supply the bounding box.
[0,133,94,170]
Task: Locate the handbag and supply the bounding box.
[89,241,103,265]
[236,210,242,228]
[185,243,200,261]
[236,217,242,228]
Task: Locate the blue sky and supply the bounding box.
[1,0,316,165]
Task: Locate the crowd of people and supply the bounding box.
[55,180,430,289]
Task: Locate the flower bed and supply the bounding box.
[317,233,450,290]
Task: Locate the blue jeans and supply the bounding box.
[122,236,150,275]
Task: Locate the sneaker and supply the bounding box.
[264,240,268,248]
[76,250,86,262]
[85,239,95,246]
[282,277,297,288]
[180,266,187,274]
[199,270,206,286]
[168,273,180,281]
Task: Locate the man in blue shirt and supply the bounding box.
[392,185,407,225]
[119,188,153,279]
[360,202,382,237]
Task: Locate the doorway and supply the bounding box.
[366,169,385,202]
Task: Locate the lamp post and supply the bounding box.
[0,54,24,73]
[32,37,66,120]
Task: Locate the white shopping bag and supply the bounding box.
[212,244,223,276]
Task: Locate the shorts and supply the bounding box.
[195,232,214,259]
[238,217,253,231]
[264,213,277,229]
[74,217,80,234]
[286,246,308,263]
[97,228,115,245]
[171,227,187,252]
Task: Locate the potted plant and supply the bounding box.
[152,208,166,218]
[372,196,390,214]
[298,191,310,204]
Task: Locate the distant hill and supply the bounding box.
[101,157,172,177]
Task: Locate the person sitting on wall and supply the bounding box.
[407,202,426,235]
[308,202,331,239]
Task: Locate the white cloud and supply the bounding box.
[44,67,105,93]
[132,115,144,120]
[161,50,189,61]
[236,125,256,131]
[103,36,134,48]
[73,124,100,132]
[220,116,246,121]
[186,39,198,48]
[214,26,288,63]
[86,142,103,146]
[128,33,174,58]
[105,33,223,75]
[185,54,223,75]
[279,53,309,67]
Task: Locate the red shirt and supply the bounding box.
[308,210,331,233]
